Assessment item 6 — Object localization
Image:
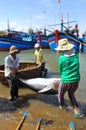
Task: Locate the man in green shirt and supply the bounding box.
[55,38,83,118]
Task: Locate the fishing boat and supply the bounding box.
[0,62,42,85]
[0,31,37,51]
[47,0,84,52]
[36,32,49,48]
[80,33,86,53]
[81,43,86,53]
[47,24,83,53]
[0,30,49,51]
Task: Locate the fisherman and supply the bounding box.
[34,43,47,77]
[55,38,83,118]
[4,45,20,101]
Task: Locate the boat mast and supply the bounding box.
[7,20,10,33]
[43,10,46,36]
[58,0,63,31]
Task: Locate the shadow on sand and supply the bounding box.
[0,92,86,117]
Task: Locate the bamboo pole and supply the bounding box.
[16,112,28,130]
[69,122,76,130]
[36,117,43,130]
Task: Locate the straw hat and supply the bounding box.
[55,38,74,51]
[34,43,40,48]
[9,45,19,54]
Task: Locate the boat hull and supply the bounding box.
[81,43,86,53]
[37,33,49,49]
[0,62,42,85]
[47,31,80,52]
[0,37,35,51]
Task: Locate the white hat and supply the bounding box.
[9,45,19,54]
[34,43,40,48]
[55,38,74,51]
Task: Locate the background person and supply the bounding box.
[5,45,20,101]
[34,43,47,77]
[55,38,83,118]
[34,43,44,64]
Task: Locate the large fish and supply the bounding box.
[19,78,61,95]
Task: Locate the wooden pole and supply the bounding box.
[36,117,43,130]
[69,122,76,130]
[37,32,42,48]
[55,30,59,44]
[16,112,28,130]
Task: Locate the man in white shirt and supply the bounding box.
[5,45,20,101]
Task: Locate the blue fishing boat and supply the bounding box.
[47,23,83,52]
[81,33,86,53]
[47,29,83,52]
[36,32,49,49]
[0,29,49,51]
[0,31,36,51]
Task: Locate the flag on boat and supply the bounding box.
[58,0,60,3]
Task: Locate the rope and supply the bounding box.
[62,31,83,44]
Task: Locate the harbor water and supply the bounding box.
[0,49,86,130]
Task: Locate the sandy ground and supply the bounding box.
[0,82,86,130]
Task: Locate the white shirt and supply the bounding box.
[5,55,19,77]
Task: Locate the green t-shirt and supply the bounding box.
[58,53,80,83]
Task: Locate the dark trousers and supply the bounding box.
[41,62,48,77]
[7,77,19,99]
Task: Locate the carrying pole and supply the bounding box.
[16,112,28,130]
[36,117,43,130]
